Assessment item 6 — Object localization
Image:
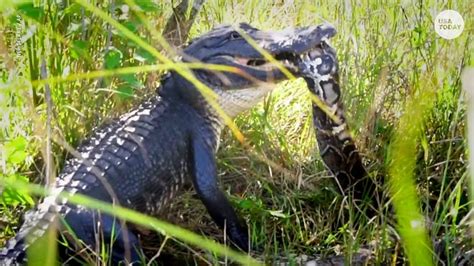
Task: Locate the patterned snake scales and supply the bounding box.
[274,39,378,266]
[287,38,472,266]
[298,41,377,212]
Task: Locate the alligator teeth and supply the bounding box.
[309,49,322,59]
[236,57,249,65]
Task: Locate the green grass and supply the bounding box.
[0,0,473,265]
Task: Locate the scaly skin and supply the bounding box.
[1,23,337,264]
[298,42,377,211]
[296,42,474,265]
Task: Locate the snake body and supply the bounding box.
[298,42,376,208]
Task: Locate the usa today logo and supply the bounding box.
[434,10,464,39]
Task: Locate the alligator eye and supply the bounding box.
[229,32,241,40]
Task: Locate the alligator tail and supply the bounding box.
[1,188,69,265]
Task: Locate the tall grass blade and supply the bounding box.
[387,77,435,265]
[462,67,474,237]
[2,178,262,265]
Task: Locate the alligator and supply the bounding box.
[296,40,377,213]
[0,23,338,264]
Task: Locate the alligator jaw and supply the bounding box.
[255,23,337,73]
[182,23,337,85]
[230,55,297,72]
[175,23,339,118]
[231,45,333,76]
[218,23,337,76]
[210,44,335,81]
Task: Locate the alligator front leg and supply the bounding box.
[61,208,142,264]
[190,134,249,251]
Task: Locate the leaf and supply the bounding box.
[134,0,160,12]
[119,74,142,89]
[122,21,138,33]
[67,22,82,34]
[116,85,134,100]
[115,21,139,39]
[133,48,155,63]
[324,233,337,245]
[421,135,429,162]
[64,2,83,15]
[104,47,123,69]
[267,210,289,218]
[238,199,257,210]
[411,26,427,48]
[1,174,34,206]
[71,40,89,60]
[16,2,44,21]
[73,40,88,50]
[5,136,28,164]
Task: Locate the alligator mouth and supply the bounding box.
[232,53,297,72]
[232,46,326,73]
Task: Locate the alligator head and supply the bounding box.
[169,23,337,117]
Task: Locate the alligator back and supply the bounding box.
[1,94,198,263]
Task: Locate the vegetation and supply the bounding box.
[0,0,472,264]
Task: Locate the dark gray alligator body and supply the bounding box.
[1,23,337,264]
